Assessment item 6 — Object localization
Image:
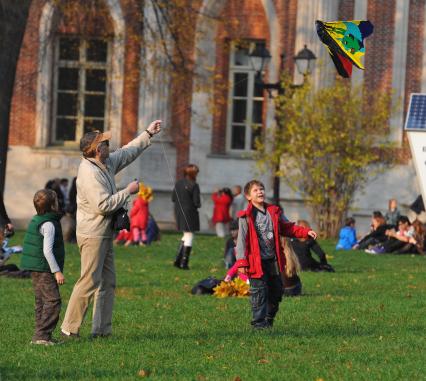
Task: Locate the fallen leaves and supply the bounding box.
[138,369,150,378]
[213,278,250,298]
[115,287,137,300]
[257,358,270,364]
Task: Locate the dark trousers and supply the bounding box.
[383,238,406,253]
[31,272,61,341]
[249,259,283,327]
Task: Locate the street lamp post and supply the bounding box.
[249,43,316,206]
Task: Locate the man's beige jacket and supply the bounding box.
[76,132,151,238]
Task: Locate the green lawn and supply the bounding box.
[1,232,425,381]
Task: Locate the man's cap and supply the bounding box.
[80,130,112,155]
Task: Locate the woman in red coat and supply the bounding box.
[212,188,233,238]
[126,183,153,246]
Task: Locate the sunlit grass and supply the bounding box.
[1,232,425,380]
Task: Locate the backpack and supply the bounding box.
[191,277,221,295]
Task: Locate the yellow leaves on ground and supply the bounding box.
[137,369,150,378]
[213,278,250,298]
[257,358,270,364]
[115,287,137,300]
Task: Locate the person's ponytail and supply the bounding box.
[281,237,301,277]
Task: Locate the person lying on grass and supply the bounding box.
[235,179,317,330]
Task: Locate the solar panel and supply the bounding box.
[405,93,426,131]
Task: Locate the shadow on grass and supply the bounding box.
[1,367,119,381]
[123,324,379,341]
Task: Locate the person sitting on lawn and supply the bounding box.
[113,229,131,245]
[404,219,426,255]
[385,198,401,228]
[354,211,392,250]
[235,180,317,329]
[336,217,357,250]
[290,220,334,272]
[366,215,415,254]
[20,189,66,345]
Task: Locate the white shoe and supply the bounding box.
[31,339,58,346]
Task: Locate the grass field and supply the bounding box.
[1,232,425,381]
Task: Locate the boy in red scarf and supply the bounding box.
[235,180,317,329]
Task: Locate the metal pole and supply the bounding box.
[272,161,281,206]
[272,54,285,206]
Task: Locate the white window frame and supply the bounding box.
[51,36,111,146]
[226,41,265,153]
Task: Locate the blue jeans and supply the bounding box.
[249,259,283,328]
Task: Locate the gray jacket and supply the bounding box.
[76,131,151,238]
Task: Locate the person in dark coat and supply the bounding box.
[45,178,65,214]
[172,164,201,270]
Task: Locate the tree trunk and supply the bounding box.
[0,0,32,194]
[313,205,345,239]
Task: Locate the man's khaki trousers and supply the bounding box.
[61,236,115,335]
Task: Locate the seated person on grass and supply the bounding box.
[354,211,393,250]
[366,215,414,254]
[404,220,426,255]
[336,217,357,250]
[290,220,334,272]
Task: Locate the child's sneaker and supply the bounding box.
[366,246,385,254]
[31,339,58,346]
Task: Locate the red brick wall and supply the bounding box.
[364,0,396,94]
[404,0,425,113]
[9,0,45,146]
[398,0,426,162]
[338,0,355,20]
[211,0,270,154]
[169,0,200,178]
[120,0,142,144]
[56,0,113,35]
[9,0,142,147]
[276,0,298,73]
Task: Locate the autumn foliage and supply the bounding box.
[254,75,395,238]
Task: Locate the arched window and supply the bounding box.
[226,41,265,152]
[52,36,110,145]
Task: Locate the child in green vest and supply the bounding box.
[21,189,66,345]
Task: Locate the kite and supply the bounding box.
[316,20,374,78]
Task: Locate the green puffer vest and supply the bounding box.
[21,213,65,272]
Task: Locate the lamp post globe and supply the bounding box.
[294,44,317,76]
[249,42,271,76]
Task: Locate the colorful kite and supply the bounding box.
[316,20,374,78]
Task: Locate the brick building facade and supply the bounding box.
[4,0,424,233]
